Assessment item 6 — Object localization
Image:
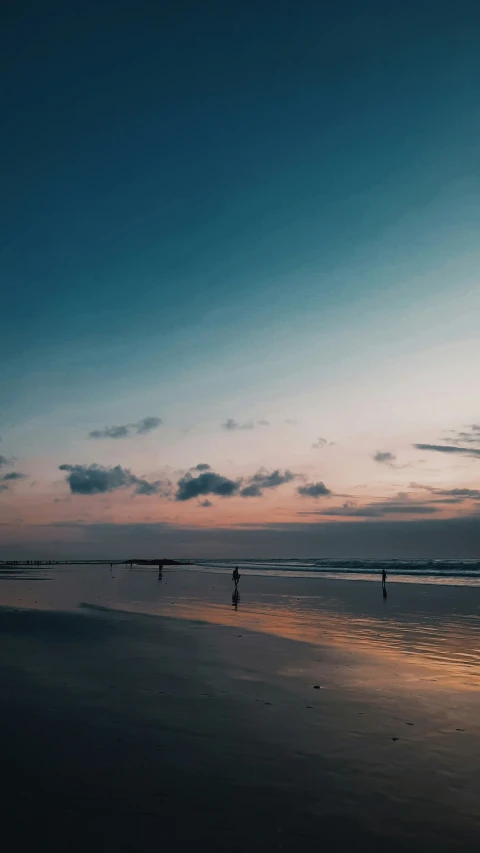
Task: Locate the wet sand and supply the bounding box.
[1,564,479,851]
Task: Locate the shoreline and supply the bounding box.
[1,565,479,850]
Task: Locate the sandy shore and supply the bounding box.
[1,564,479,851]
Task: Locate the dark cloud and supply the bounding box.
[133,478,171,497]
[222,418,269,431]
[174,466,299,501]
[304,502,439,518]
[200,499,213,507]
[249,469,295,489]
[192,463,211,471]
[59,463,169,496]
[300,491,444,517]
[411,485,480,502]
[297,481,331,498]
[312,437,327,449]
[240,468,296,498]
[136,416,162,434]
[89,416,162,439]
[176,471,240,501]
[0,470,27,492]
[0,455,14,468]
[133,479,157,495]
[413,443,480,457]
[437,488,480,499]
[222,418,254,431]
[446,424,480,447]
[89,425,130,439]
[60,463,135,493]
[373,451,397,465]
[239,484,262,497]
[451,433,480,444]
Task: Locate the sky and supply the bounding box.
[1,0,480,558]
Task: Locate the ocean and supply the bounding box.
[193,558,480,585]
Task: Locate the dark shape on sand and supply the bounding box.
[232,589,240,611]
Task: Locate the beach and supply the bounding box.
[1,563,479,851]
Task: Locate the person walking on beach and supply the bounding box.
[232,566,240,588]
[381,568,387,589]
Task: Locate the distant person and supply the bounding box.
[381,568,387,589]
[232,566,240,588]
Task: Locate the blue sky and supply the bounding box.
[1,1,480,556]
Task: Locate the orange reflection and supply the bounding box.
[161,599,480,693]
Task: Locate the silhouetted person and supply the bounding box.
[381,568,387,589]
[232,566,240,588]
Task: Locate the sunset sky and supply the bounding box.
[1,0,479,558]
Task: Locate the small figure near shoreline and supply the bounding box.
[381,568,387,589]
[232,566,240,588]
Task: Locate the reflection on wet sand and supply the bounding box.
[164,599,480,693]
[2,564,479,698]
